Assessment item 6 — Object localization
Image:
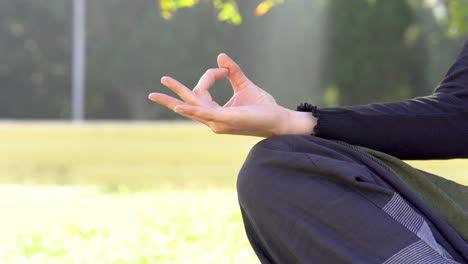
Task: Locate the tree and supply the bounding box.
[0,0,71,118]
[158,0,468,37]
[0,0,463,119]
[445,0,468,37]
[323,0,425,105]
[84,0,241,118]
[159,0,285,25]
[158,0,467,107]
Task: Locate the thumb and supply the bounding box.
[217,53,252,90]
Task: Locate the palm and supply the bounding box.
[224,86,276,108]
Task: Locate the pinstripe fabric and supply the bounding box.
[418,221,456,259]
[384,240,460,264]
[383,193,424,233]
[383,193,459,263]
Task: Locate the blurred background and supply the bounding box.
[0,0,467,263]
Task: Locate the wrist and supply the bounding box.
[276,109,317,136]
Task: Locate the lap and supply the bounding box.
[237,135,466,263]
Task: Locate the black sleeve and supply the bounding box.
[311,39,468,160]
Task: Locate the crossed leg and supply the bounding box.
[237,135,462,263]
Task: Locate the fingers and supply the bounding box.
[148,93,184,111]
[175,105,231,134]
[161,76,202,105]
[150,68,227,118]
[148,91,223,123]
[148,93,211,126]
[175,105,228,133]
[193,68,228,100]
[217,53,252,91]
[174,105,225,123]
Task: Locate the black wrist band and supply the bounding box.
[296,102,317,113]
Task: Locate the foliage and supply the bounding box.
[254,0,285,16]
[158,0,468,36]
[0,0,71,118]
[324,0,424,105]
[1,0,465,118]
[446,0,468,37]
[322,0,466,106]
[158,0,284,25]
[159,0,199,20]
[159,0,242,24]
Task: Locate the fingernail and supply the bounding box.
[161,76,167,84]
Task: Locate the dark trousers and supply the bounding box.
[237,135,467,263]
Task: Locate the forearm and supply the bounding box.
[312,94,468,160]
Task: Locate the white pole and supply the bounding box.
[72,0,86,122]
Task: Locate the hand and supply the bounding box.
[148,53,317,137]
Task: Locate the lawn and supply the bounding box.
[0,122,466,263]
[0,122,260,264]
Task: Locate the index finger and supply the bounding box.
[193,68,229,99]
[161,76,202,106]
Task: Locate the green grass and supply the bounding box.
[0,188,255,264]
[0,121,260,189]
[0,121,466,263]
[0,122,261,264]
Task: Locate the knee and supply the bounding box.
[238,135,298,177]
[236,135,357,211]
[236,135,312,210]
[237,136,286,205]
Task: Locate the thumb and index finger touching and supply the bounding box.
[217,53,252,92]
[173,53,247,123]
[193,53,249,98]
[148,53,249,123]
